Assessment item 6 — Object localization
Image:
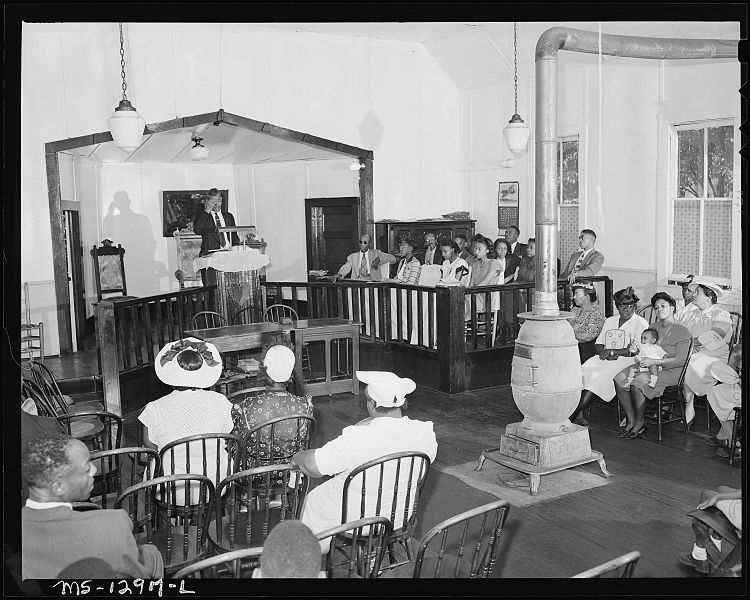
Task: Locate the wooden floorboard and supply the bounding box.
[54,347,742,580]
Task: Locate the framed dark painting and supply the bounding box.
[162,189,229,237]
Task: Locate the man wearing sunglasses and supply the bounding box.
[333,234,396,282]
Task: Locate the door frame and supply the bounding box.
[62,205,87,348]
[305,197,360,273]
[44,110,374,354]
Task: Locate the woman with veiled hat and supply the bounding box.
[675,278,734,427]
[139,337,233,501]
[570,286,649,425]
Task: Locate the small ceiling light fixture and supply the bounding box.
[502,22,531,155]
[189,130,209,161]
[349,159,366,171]
[107,23,146,152]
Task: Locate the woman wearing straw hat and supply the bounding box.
[676,278,734,428]
[139,337,233,501]
[231,344,313,470]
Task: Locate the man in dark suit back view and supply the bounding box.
[504,225,526,258]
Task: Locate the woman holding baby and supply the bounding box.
[613,292,692,439]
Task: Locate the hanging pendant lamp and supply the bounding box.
[503,22,531,155]
[190,136,210,161]
[107,23,145,152]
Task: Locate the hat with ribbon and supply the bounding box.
[356,371,416,408]
[154,337,223,388]
[264,345,296,383]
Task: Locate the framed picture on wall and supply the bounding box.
[162,189,229,237]
[498,181,519,230]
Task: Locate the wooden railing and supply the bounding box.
[264,276,613,394]
[94,286,217,415]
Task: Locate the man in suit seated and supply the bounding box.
[423,233,440,266]
[560,229,605,284]
[504,225,526,259]
[21,432,164,580]
[453,233,474,264]
[333,234,396,281]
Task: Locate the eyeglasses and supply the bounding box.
[358,241,369,245]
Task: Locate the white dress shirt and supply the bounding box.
[25,499,73,510]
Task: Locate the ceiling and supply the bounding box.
[63,21,739,165]
[65,121,354,165]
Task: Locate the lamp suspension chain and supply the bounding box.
[119,23,128,101]
[513,21,518,115]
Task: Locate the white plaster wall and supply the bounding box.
[20,23,460,352]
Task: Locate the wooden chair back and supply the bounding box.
[27,360,103,416]
[173,547,263,579]
[243,414,316,470]
[89,447,160,509]
[637,304,655,324]
[232,305,265,325]
[729,311,742,348]
[226,387,275,403]
[265,304,299,323]
[115,474,215,575]
[192,311,227,329]
[572,550,641,578]
[57,410,123,451]
[412,500,510,578]
[341,451,431,540]
[158,432,243,493]
[211,464,309,553]
[91,241,128,301]
[317,516,393,579]
[21,378,58,419]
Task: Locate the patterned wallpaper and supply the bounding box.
[702,200,732,278]
[559,205,579,264]
[672,200,700,274]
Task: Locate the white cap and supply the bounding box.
[357,371,416,408]
[691,277,723,299]
[264,345,296,383]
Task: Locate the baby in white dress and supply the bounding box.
[625,328,668,388]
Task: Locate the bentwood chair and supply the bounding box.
[317,517,393,579]
[115,474,216,576]
[89,447,160,509]
[208,464,308,559]
[572,551,641,578]
[340,451,431,572]
[411,500,510,578]
[192,311,227,330]
[173,547,263,579]
[729,407,742,466]
[21,378,59,420]
[242,414,316,472]
[27,360,104,415]
[264,304,299,323]
[232,305,265,325]
[637,305,656,324]
[646,339,694,441]
[57,410,122,451]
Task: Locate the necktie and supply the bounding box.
[573,250,586,272]
[360,252,369,278]
[214,213,228,248]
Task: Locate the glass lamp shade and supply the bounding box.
[189,144,210,161]
[107,99,146,152]
[503,113,531,155]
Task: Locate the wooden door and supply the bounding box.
[305,198,359,275]
[63,210,87,345]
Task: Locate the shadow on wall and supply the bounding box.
[102,191,168,296]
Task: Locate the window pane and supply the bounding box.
[672,199,700,274]
[702,200,732,278]
[559,205,579,265]
[556,142,561,203]
[677,129,704,198]
[561,140,579,204]
[707,125,733,198]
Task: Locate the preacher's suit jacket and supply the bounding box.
[22,506,163,580]
[193,210,241,256]
[560,249,605,279]
[337,249,397,280]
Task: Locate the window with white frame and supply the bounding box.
[557,135,580,262]
[671,120,734,284]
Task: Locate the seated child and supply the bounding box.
[625,328,667,389]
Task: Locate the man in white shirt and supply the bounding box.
[423,233,440,265]
[333,234,396,281]
[21,432,163,580]
[292,371,438,551]
[560,229,605,284]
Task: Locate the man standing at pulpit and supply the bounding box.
[193,188,241,257]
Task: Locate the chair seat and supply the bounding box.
[69,419,105,441]
[136,526,205,574]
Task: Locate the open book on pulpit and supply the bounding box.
[217,226,262,251]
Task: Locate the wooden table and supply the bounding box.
[290,318,361,397]
[185,318,361,397]
[185,321,290,353]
